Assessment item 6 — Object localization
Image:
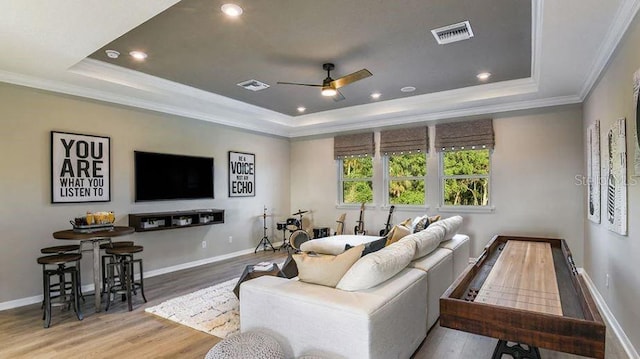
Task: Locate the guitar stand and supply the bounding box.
[255,207,276,253]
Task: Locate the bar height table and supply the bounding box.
[53,226,135,312]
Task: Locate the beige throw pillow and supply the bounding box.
[336,240,416,291]
[293,244,364,287]
[385,224,412,246]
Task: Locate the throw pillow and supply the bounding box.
[293,244,364,287]
[429,215,441,223]
[399,225,446,259]
[429,215,463,241]
[385,224,411,246]
[336,240,416,291]
[399,218,413,227]
[413,216,430,233]
[345,237,387,257]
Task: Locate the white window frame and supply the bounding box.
[438,149,494,213]
[337,157,374,206]
[382,152,428,209]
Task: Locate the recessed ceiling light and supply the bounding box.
[297,106,306,113]
[370,92,381,99]
[477,72,491,81]
[400,86,416,93]
[221,4,243,17]
[105,49,120,59]
[129,51,148,61]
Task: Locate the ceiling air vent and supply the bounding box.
[237,79,270,91]
[431,21,474,45]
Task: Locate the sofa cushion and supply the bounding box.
[429,215,463,240]
[345,236,387,257]
[385,224,412,246]
[293,244,364,287]
[399,225,446,260]
[300,235,382,255]
[336,240,416,291]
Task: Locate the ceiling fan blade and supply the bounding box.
[333,90,345,102]
[277,81,322,87]
[331,69,372,89]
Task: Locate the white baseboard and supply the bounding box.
[0,246,272,311]
[579,268,640,359]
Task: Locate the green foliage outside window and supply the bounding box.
[442,149,490,206]
[388,153,426,205]
[342,157,373,203]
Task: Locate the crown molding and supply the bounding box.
[579,0,640,100]
[286,94,581,138]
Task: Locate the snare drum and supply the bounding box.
[276,221,287,231]
[285,217,301,231]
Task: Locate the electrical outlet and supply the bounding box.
[201,240,207,249]
[228,236,233,243]
[605,273,610,288]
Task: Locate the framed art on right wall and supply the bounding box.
[605,118,627,235]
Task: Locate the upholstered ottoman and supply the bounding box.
[204,331,284,359]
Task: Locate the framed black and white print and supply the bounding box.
[228,151,255,197]
[51,131,111,203]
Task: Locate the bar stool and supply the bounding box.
[104,245,147,311]
[40,245,84,300]
[37,253,83,328]
[100,241,134,294]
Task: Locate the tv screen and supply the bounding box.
[134,151,214,201]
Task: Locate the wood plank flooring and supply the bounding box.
[0,250,629,359]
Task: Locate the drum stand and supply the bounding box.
[278,227,293,252]
[255,206,276,253]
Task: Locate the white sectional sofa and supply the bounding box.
[240,216,469,359]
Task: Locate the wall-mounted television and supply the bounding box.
[134,151,214,201]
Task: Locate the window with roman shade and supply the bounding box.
[380,127,428,206]
[436,119,494,208]
[435,118,494,152]
[335,133,374,204]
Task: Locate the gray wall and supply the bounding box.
[0,83,291,304]
[290,106,585,262]
[583,10,640,350]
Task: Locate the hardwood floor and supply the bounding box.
[0,250,629,359]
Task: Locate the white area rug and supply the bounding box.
[145,277,241,338]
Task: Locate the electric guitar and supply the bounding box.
[379,205,395,236]
[354,203,366,235]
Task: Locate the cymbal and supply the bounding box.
[292,210,308,216]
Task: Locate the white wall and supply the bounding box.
[290,105,585,262]
[583,10,640,350]
[0,83,290,304]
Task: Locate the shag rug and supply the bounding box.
[145,277,241,338]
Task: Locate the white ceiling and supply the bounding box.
[0,0,639,138]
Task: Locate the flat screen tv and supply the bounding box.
[134,151,214,201]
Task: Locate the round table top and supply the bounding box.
[53,226,135,240]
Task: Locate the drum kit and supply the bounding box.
[276,209,311,252]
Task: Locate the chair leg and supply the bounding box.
[75,259,84,302]
[43,272,51,328]
[125,261,133,311]
[138,259,147,303]
[105,263,114,312]
[71,268,83,321]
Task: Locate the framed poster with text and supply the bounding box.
[51,131,111,203]
[228,151,255,197]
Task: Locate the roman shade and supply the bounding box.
[435,119,494,152]
[334,133,375,159]
[380,127,429,155]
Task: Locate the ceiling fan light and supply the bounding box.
[321,87,337,97]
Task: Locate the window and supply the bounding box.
[339,157,373,204]
[441,149,490,206]
[385,153,426,205]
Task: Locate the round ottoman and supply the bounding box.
[205,331,284,359]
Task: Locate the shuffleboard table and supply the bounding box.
[440,235,606,359]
